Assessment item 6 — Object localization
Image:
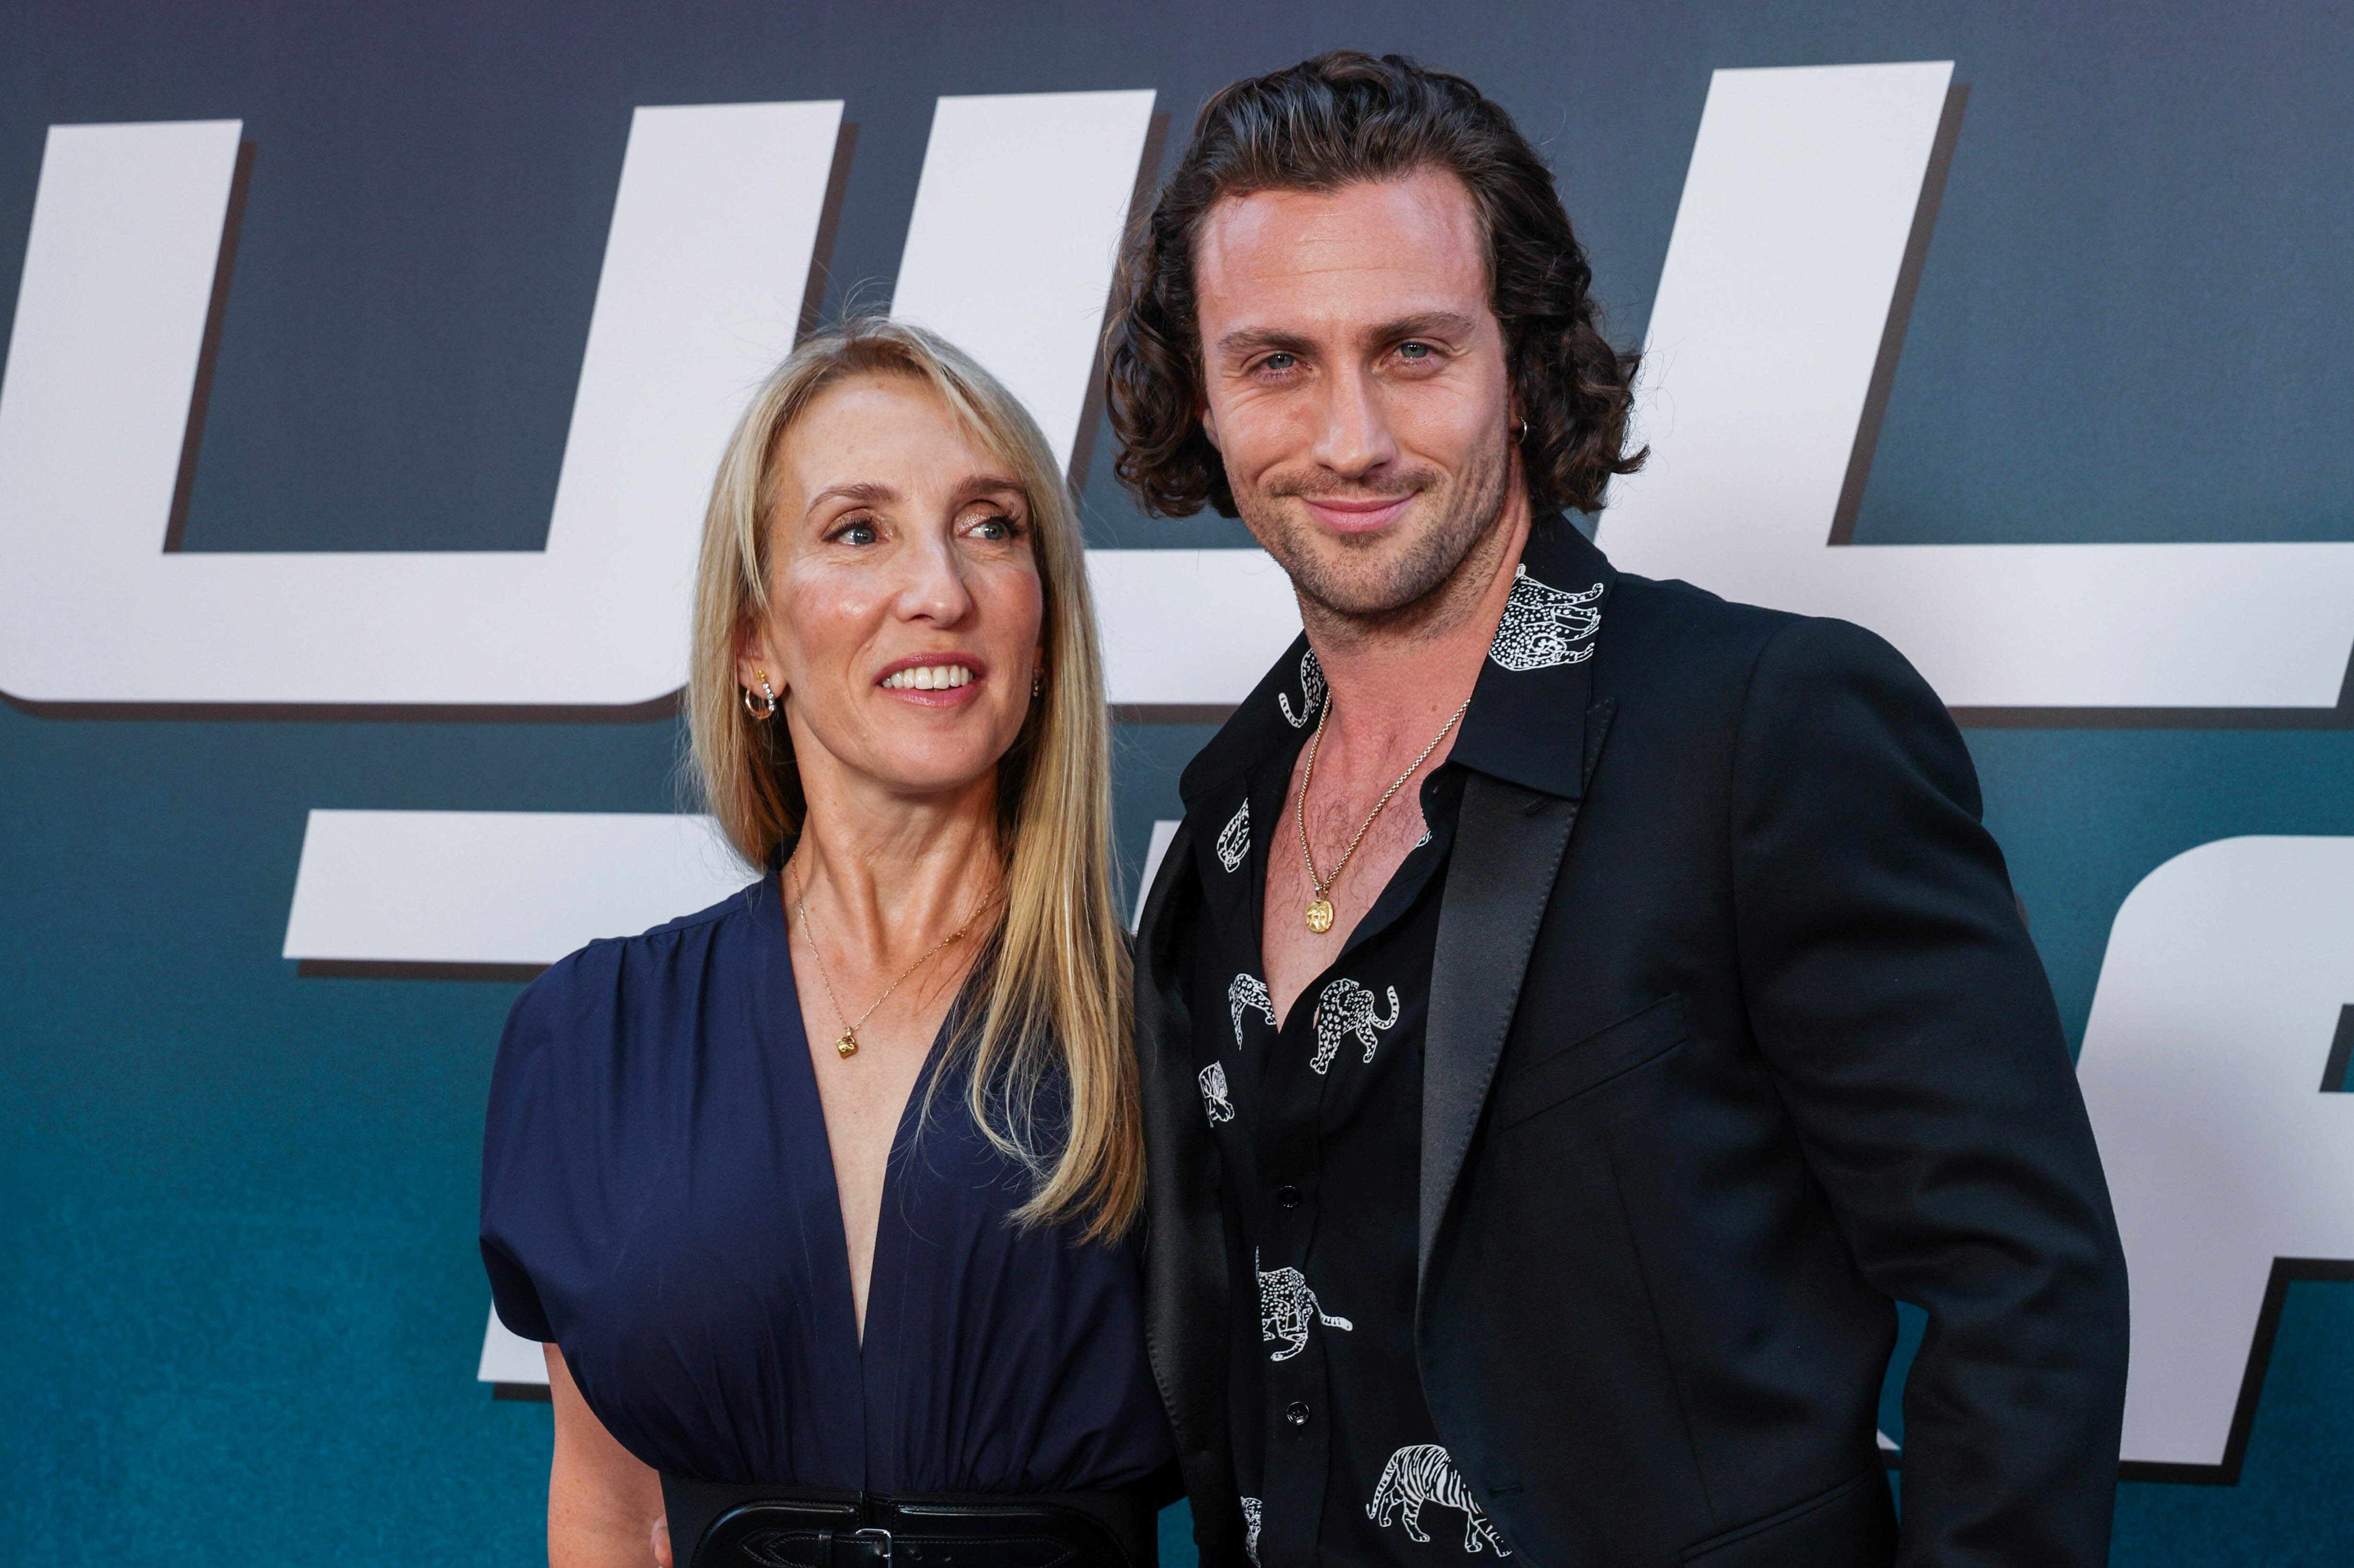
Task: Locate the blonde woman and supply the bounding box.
[479,319,1172,1568]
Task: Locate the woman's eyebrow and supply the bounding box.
[956,474,1028,502]
[804,480,898,516]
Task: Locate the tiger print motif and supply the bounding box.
[1367,1444,1511,1556]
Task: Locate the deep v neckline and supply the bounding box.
[759,873,968,1482]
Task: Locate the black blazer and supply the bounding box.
[1134,524,2128,1568]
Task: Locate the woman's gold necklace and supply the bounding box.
[1295,691,1473,934]
[789,858,994,1058]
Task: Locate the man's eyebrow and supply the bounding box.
[1214,327,1316,360]
[1369,311,1482,343]
[1212,312,1485,362]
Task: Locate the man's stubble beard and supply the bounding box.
[1233,431,1516,646]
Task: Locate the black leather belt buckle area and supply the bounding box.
[674,1490,1138,1568]
[703,1513,1083,1568]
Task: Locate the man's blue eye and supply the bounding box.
[1264,353,1296,371]
[1399,342,1432,360]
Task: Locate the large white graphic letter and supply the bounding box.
[1597,64,2354,716]
[2076,837,2354,1476]
[0,104,844,709]
[892,89,1152,482]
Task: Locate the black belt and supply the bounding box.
[660,1471,1172,1568]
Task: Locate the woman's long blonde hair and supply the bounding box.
[687,316,1138,1241]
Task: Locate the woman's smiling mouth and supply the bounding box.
[877,656,987,704]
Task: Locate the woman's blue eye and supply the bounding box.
[838,522,878,546]
[973,514,1015,540]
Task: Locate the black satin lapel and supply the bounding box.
[1419,701,1620,1283]
[1583,696,1617,795]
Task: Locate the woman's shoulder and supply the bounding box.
[501,879,772,1063]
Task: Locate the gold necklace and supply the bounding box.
[1295,691,1472,934]
[789,858,995,1058]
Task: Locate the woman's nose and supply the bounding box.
[896,537,977,625]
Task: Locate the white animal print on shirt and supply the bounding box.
[1367,1445,1511,1556]
[1278,649,1326,728]
[1488,565,1604,672]
[1230,973,1277,1050]
[1198,1061,1236,1127]
[1310,977,1400,1073]
[1257,1249,1353,1361]
[1240,1497,1264,1567]
[1217,798,1251,873]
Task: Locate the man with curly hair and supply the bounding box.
[1114,51,2127,1568]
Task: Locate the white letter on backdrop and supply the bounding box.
[891,89,1154,482]
[0,103,844,709]
[2076,836,2354,1471]
[1596,62,2354,714]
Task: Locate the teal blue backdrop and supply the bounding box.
[4,1,2351,1562]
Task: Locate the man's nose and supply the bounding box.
[1311,366,1400,478]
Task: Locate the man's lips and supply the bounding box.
[1296,495,1415,534]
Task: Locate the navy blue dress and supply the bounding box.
[478,869,1173,1493]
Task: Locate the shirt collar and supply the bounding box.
[1179,514,1618,808]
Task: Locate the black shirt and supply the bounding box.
[1171,523,1610,1567]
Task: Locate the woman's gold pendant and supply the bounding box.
[836,1030,859,1059]
[1304,897,1336,935]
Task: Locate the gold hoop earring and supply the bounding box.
[742,669,780,720]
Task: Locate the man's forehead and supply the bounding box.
[1193,170,1488,316]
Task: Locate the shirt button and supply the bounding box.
[1275,1185,1302,1209]
[1286,1401,1311,1427]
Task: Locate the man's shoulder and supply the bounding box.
[1603,570,1917,698]
[1609,568,1793,647]
[1597,570,1796,705]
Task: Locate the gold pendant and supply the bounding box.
[1304,897,1336,934]
[836,1031,859,1059]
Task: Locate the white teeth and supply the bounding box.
[883,664,973,690]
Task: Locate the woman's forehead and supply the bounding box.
[770,372,1021,506]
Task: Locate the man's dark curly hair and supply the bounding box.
[1106,50,1643,520]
